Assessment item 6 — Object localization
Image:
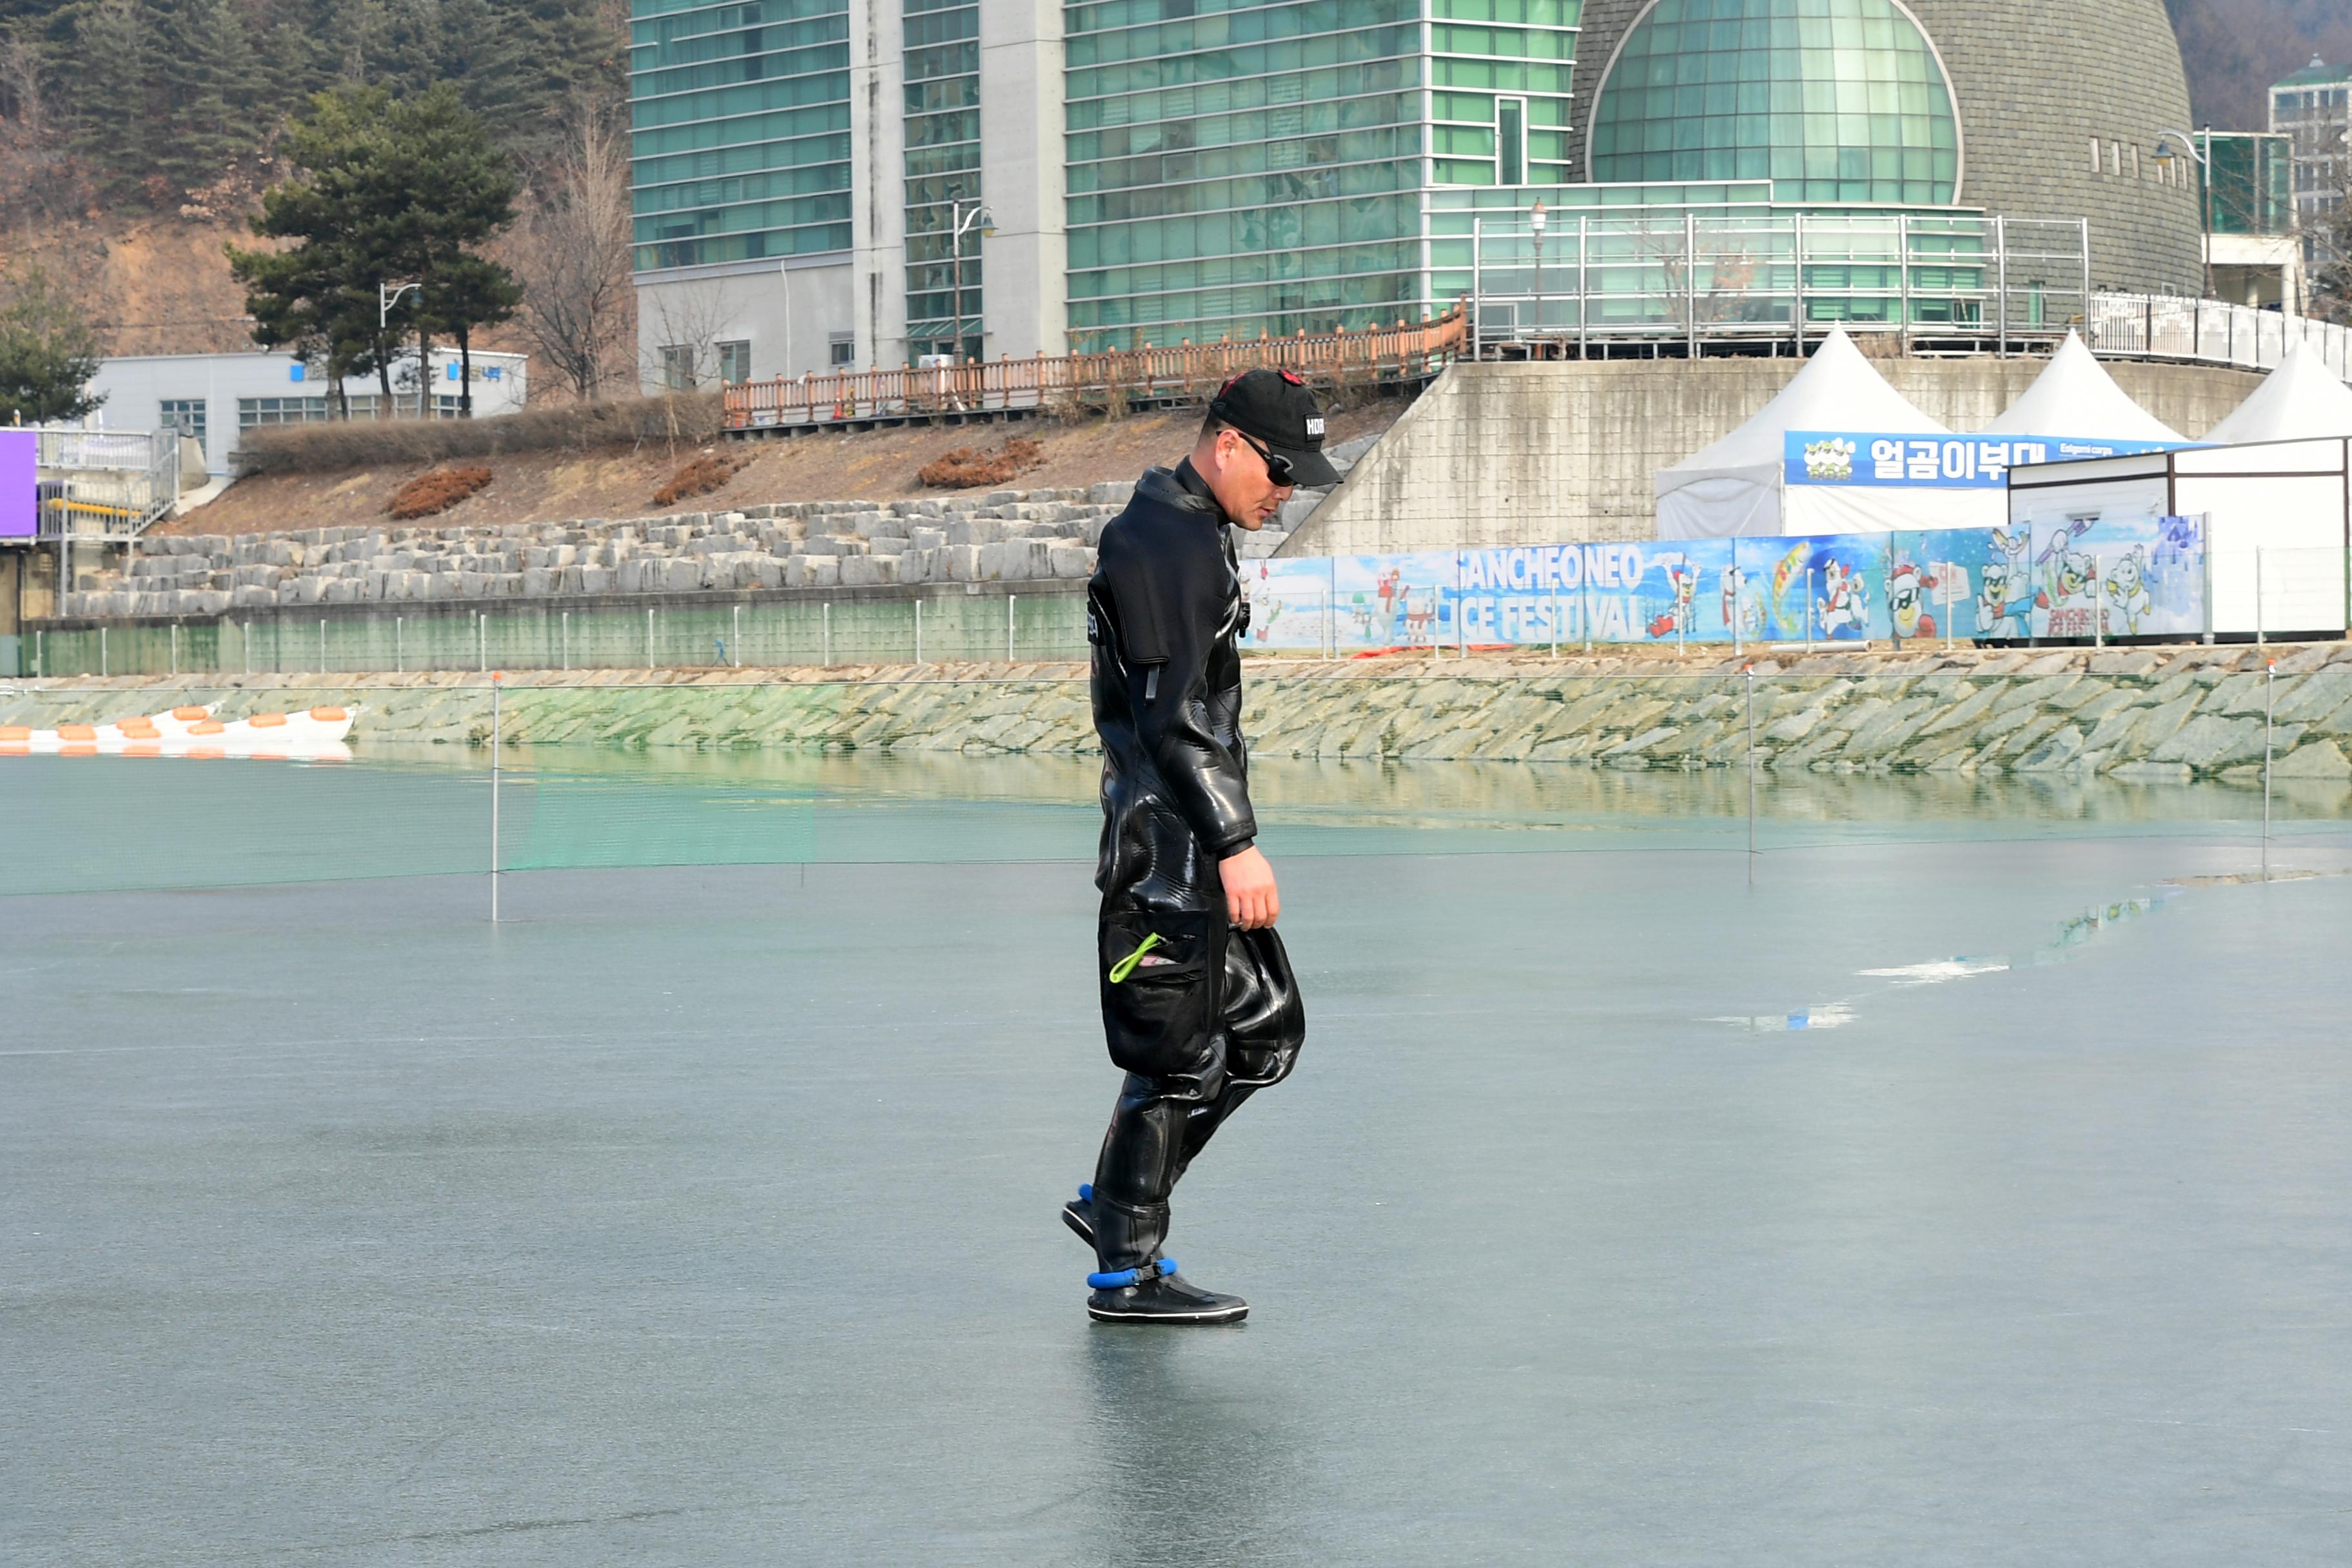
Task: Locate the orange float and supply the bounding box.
[188,720,224,735]
[0,725,28,742]
[172,706,208,721]
[56,724,95,741]
[309,706,349,722]
[250,712,288,729]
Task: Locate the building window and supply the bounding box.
[829,334,856,366]
[159,398,207,449]
[237,396,333,429]
[1497,97,1525,187]
[658,344,697,391]
[2091,138,2102,173]
[717,340,752,385]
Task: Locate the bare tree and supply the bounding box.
[506,97,634,402]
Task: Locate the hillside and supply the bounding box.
[2168,0,2352,127]
[151,402,1406,538]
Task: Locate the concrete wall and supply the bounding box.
[1282,356,2263,556]
[635,262,859,387]
[977,0,1066,361]
[9,642,2348,786]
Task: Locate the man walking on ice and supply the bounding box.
[1061,369,1335,1324]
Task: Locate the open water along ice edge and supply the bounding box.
[4,743,2351,897]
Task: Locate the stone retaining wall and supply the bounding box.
[61,486,1147,621]
[10,642,2349,784]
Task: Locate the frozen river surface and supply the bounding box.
[5,749,2351,1564]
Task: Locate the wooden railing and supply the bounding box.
[724,305,1469,431]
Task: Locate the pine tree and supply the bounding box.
[155,0,264,197]
[68,0,159,201]
[232,84,520,416]
[0,266,105,424]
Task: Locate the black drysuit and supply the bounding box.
[1084,460,1306,1274]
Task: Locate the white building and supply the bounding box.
[86,349,529,478]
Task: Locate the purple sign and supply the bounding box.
[0,429,32,539]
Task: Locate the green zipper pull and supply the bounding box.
[1108,932,1164,985]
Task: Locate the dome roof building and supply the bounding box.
[1567,0,2204,297]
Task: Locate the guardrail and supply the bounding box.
[723,306,1469,432]
[35,425,181,542]
[2087,293,2352,378]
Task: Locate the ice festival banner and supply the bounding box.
[1230,520,2206,654]
[1734,534,1892,643]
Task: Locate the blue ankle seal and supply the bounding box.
[1077,1183,1093,1202]
[1088,1259,1177,1291]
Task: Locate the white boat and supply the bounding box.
[0,705,357,761]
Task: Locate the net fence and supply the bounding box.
[3,668,2348,897]
[12,593,1090,678]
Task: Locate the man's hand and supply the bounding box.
[1219,845,1280,930]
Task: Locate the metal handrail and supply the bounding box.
[723,306,1470,431]
[32,424,181,542]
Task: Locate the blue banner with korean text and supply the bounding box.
[1785,432,2182,490]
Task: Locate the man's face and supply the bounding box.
[1200,427,1296,531]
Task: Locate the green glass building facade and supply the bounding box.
[629,0,855,273]
[1586,0,1958,204]
[903,0,983,357]
[626,0,2200,383]
[1063,0,1583,351]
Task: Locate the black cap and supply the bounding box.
[1208,368,1342,488]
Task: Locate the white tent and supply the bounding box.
[1981,329,2184,442]
[1655,328,1965,538]
[2201,342,2352,444]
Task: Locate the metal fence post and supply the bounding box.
[914,599,923,665]
[170,622,177,677]
[1745,663,1758,865]
[561,611,569,672]
[734,604,742,668]
[1471,217,1483,360]
[478,612,486,672]
[1578,214,1590,360]
[99,624,106,678]
[823,602,832,667]
[2263,658,2275,882]
[1006,594,1015,662]
[489,671,502,923]
[646,606,654,669]
[320,617,328,672]
[396,616,404,673]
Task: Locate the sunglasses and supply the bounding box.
[1229,429,1296,486]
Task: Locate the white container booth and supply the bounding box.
[2009,437,2349,640]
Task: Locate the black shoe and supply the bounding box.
[1062,1183,1096,1248]
[1086,1260,1248,1325]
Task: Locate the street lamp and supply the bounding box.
[2154,128,2214,300]
[949,201,995,363]
[379,281,425,419]
[1529,198,1547,355]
